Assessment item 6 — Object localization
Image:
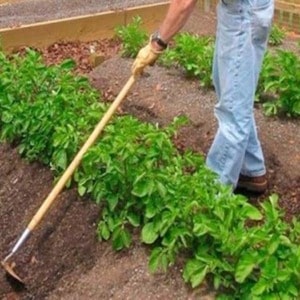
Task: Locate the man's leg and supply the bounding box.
[240,0,274,177]
[206,0,269,187]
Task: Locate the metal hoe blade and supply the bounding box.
[1,259,24,284]
[1,228,30,284]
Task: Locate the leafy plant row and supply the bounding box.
[116,17,300,117]
[0,49,105,172]
[259,50,300,117]
[1,49,300,299]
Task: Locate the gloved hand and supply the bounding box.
[131,42,163,77]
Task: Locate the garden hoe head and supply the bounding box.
[1,228,31,284]
[2,259,24,284]
[1,75,136,285]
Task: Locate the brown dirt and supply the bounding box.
[1,8,300,300]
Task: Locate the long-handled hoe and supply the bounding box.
[1,75,136,284]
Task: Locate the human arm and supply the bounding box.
[154,0,198,49]
[131,0,198,76]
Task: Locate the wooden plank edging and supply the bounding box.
[0,0,24,4]
[276,0,300,15]
[0,2,169,52]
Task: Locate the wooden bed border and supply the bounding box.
[0,2,169,52]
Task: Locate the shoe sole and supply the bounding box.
[237,181,267,193]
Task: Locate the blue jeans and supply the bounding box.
[206,0,274,187]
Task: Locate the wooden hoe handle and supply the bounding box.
[27,75,136,231]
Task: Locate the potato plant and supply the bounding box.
[268,24,286,47]
[259,50,300,117]
[0,49,105,172]
[115,16,148,58]
[160,33,214,88]
[1,49,300,299]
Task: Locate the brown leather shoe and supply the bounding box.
[237,174,268,193]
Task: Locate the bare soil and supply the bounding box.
[1,6,300,300]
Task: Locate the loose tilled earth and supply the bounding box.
[1,7,300,300]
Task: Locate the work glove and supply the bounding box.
[131,42,163,77]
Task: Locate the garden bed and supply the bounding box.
[1,14,300,300]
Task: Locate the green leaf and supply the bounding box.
[1,111,13,123]
[121,229,132,248]
[262,256,278,278]
[107,215,116,232]
[99,222,110,241]
[251,278,269,296]
[107,194,119,211]
[193,216,218,236]
[267,235,280,255]
[213,275,221,290]
[279,235,292,246]
[277,269,290,282]
[193,223,209,237]
[149,247,162,273]
[78,185,86,196]
[156,181,167,198]
[148,247,170,273]
[235,251,257,283]
[112,227,131,250]
[145,201,158,219]
[141,222,158,244]
[261,195,280,221]
[190,265,209,288]
[55,149,67,170]
[287,282,299,297]
[60,59,76,70]
[132,179,154,197]
[160,252,169,272]
[269,194,279,208]
[127,212,140,227]
[242,203,263,220]
[183,259,209,288]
